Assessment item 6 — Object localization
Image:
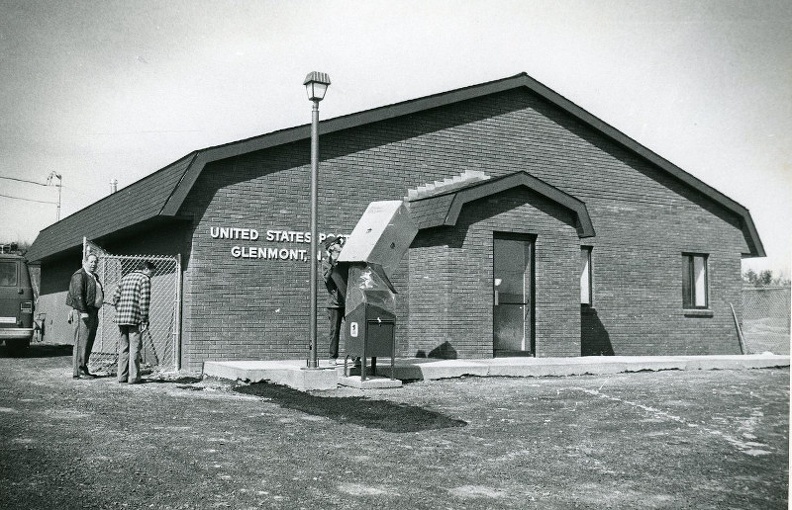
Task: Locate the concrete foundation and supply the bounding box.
[337,375,403,389]
[202,360,338,391]
[202,354,790,392]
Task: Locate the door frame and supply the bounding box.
[492,232,536,357]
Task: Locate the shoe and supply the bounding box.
[127,379,142,385]
[80,366,97,378]
[328,357,338,366]
[72,375,80,379]
[117,380,127,383]
[348,366,374,377]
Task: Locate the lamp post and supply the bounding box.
[304,71,331,369]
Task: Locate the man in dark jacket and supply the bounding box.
[66,254,103,378]
[322,236,345,366]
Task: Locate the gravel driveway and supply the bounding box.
[1,341,788,509]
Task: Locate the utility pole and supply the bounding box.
[46,172,62,221]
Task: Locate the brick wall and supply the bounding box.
[409,188,580,358]
[175,88,748,369]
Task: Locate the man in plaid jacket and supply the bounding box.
[112,261,155,384]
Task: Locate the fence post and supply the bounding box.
[174,253,182,372]
[729,303,747,355]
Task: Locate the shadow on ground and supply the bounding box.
[0,343,72,358]
[236,382,468,433]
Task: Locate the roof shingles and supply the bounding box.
[26,153,196,262]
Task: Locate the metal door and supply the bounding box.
[493,235,533,356]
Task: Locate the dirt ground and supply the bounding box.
[0,341,788,510]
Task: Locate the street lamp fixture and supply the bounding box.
[304,72,331,102]
[304,71,330,369]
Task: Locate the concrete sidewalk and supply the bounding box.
[202,353,790,391]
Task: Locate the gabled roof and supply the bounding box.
[25,153,197,262]
[26,72,765,262]
[408,170,595,237]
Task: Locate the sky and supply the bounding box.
[1,0,790,276]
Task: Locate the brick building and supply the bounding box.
[26,73,764,372]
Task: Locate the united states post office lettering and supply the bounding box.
[211,226,347,262]
[210,226,344,245]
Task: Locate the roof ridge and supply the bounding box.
[27,71,765,261]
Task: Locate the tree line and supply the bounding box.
[743,269,790,287]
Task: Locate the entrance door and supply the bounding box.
[493,234,533,356]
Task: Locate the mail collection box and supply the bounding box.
[343,264,396,359]
[335,200,418,380]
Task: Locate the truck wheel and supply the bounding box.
[6,337,31,357]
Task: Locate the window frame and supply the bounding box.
[682,253,709,309]
[0,261,18,287]
[580,246,593,306]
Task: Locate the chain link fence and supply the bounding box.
[84,239,181,375]
[741,285,790,355]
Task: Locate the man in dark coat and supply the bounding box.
[322,236,345,365]
[66,254,103,378]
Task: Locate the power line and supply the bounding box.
[0,192,57,205]
[0,174,101,200]
[61,184,101,199]
[0,175,48,187]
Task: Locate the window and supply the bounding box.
[580,247,592,305]
[682,253,708,308]
[0,261,17,287]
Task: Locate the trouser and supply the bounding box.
[72,308,98,376]
[327,308,344,358]
[117,325,142,383]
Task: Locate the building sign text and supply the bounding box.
[210,226,345,262]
